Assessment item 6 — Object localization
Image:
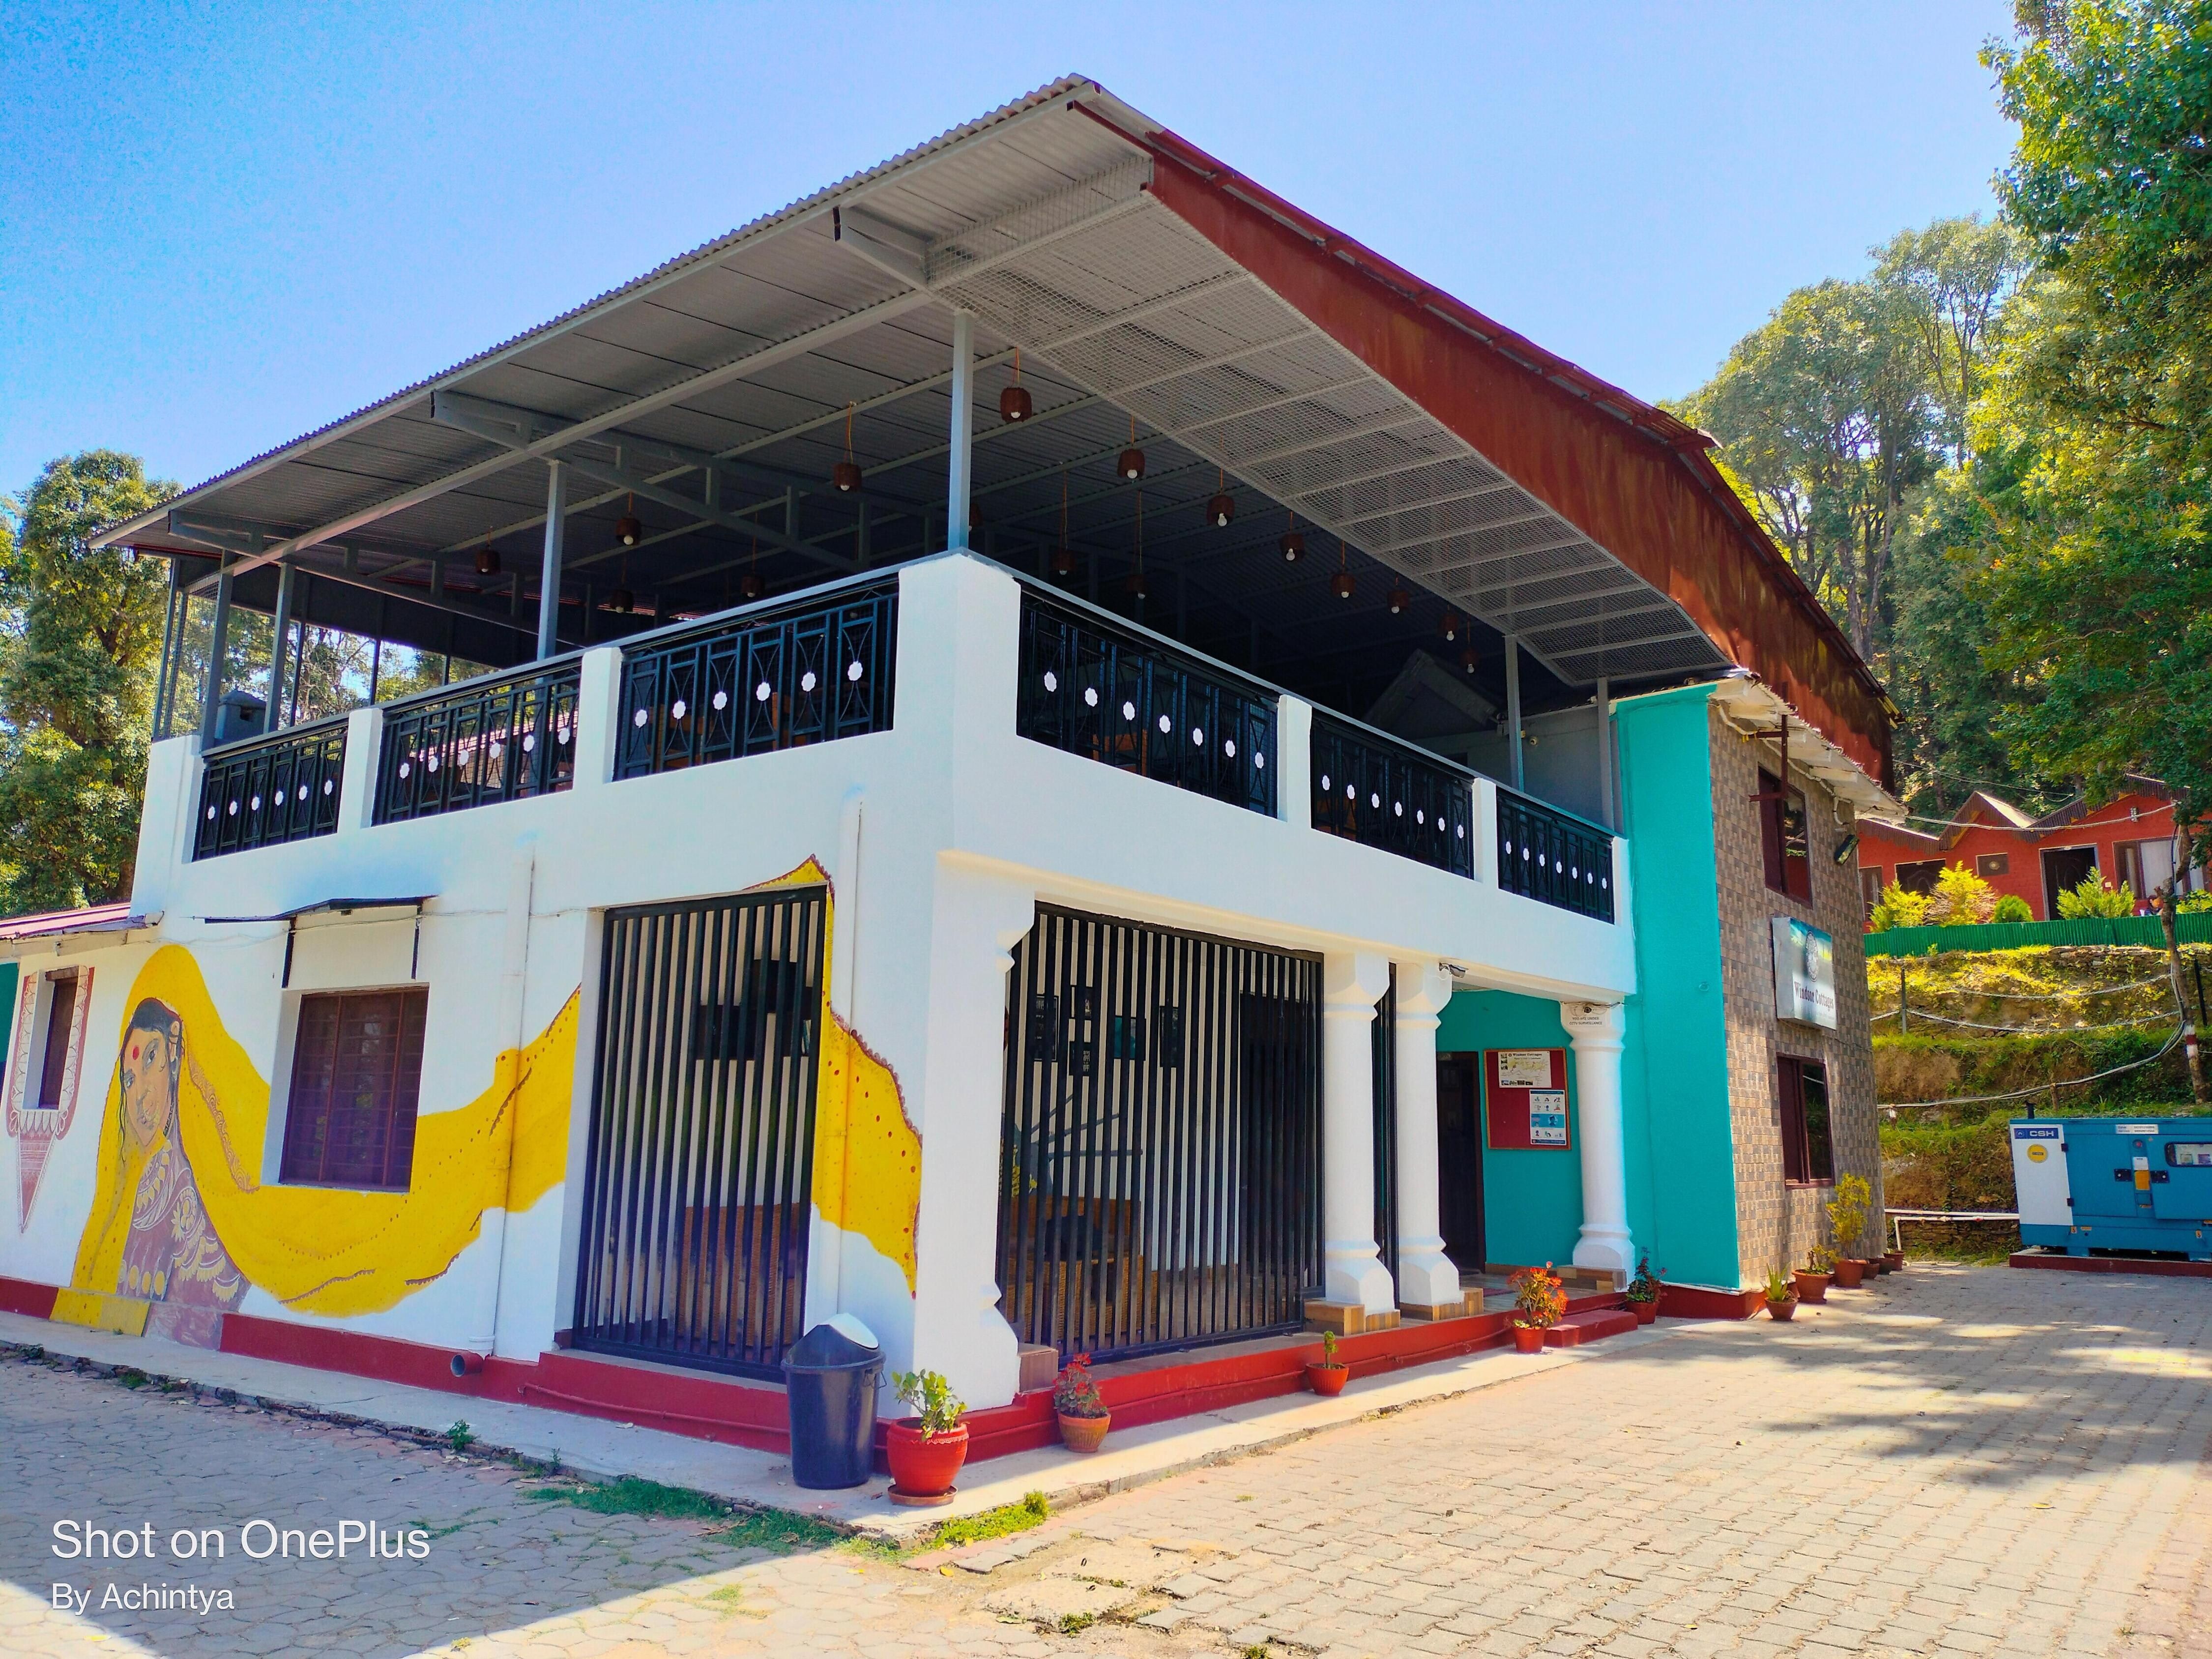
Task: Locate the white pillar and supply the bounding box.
[945,311,974,552]
[538,459,567,659]
[1561,999,1633,1281]
[1393,962,1462,1310]
[1322,952,1397,1312]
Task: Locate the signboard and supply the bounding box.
[1484,1048,1570,1151]
[1771,917,1837,1029]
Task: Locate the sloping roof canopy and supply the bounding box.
[99,76,1892,780]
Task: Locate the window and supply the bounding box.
[1858,867,1882,920]
[1758,768,1810,902]
[279,988,428,1190]
[2117,838,2175,902]
[1896,859,1943,898]
[35,972,79,1109]
[1975,853,2010,879]
[1778,1055,1834,1185]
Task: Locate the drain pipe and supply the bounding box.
[464,844,538,1368]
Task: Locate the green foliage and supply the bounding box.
[1869,881,1932,933]
[2056,872,2134,919]
[0,452,175,914]
[928,1491,1048,1551]
[2181,889,2212,914]
[1052,1352,1107,1415]
[1508,1262,1566,1329]
[1826,1173,1872,1256]
[529,1474,726,1520]
[1879,1027,2190,1112]
[444,1421,475,1453]
[1929,863,1998,925]
[1993,894,2036,923]
[1763,1269,1796,1304]
[890,1368,965,1438]
[707,1508,846,1554]
[1625,1254,1662,1303]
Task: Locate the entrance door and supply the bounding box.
[2042,845,2098,916]
[570,887,827,1380]
[1435,1052,1485,1273]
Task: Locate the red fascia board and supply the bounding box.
[1097,110,1892,785]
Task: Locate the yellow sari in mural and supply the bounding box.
[57,946,577,1332]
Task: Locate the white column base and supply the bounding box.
[1571,1228,1636,1280]
[1395,1239,1464,1308]
[1324,1248,1398,1313]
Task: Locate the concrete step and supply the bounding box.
[1543,1307,1637,1348]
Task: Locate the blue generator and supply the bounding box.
[2010,1116,2212,1260]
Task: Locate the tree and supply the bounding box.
[0,453,175,914]
[1870,217,2034,459]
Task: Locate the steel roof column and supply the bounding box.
[537,460,567,658]
[1596,676,1615,830]
[945,310,974,552]
[1504,634,1524,791]
[200,552,237,743]
[263,558,297,732]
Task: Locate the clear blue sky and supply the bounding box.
[1,1,2019,501]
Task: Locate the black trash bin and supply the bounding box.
[783,1315,883,1489]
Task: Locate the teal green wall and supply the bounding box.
[1614,684,1743,1288]
[1436,990,1581,1268]
[0,962,16,1083]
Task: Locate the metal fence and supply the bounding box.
[997,905,1322,1364]
[614,581,897,780]
[1310,714,1475,878]
[1496,788,1616,922]
[1015,587,1277,818]
[193,718,348,860]
[1371,967,1398,1288]
[374,658,581,824]
[570,888,827,1381]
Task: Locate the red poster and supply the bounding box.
[1483,1048,1570,1151]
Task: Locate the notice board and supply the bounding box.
[1484,1048,1570,1151]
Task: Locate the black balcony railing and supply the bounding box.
[1497,788,1616,921]
[194,717,348,860]
[1016,588,1277,817]
[374,658,581,825]
[1310,714,1475,878]
[615,579,899,780]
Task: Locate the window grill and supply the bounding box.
[193,718,347,860]
[570,888,826,1381]
[614,582,897,780]
[1496,789,1617,922]
[1015,588,1277,818]
[279,988,429,1191]
[374,658,581,824]
[1310,714,1475,878]
[997,905,1321,1364]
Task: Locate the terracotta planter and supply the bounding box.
[1630,1298,1659,1326]
[1794,1271,1831,1305]
[1512,1324,1547,1354]
[1832,1257,1865,1288]
[1056,1411,1110,1454]
[1884,1251,1906,1272]
[885,1421,967,1502]
[1767,1297,1797,1322]
[1306,1362,1348,1397]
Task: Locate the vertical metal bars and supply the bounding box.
[192,717,348,860]
[570,887,827,1381]
[996,905,1321,1365]
[614,581,897,779]
[1310,713,1476,877]
[374,657,582,823]
[1371,967,1398,1287]
[1496,788,1617,921]
[1015,587,1278,818]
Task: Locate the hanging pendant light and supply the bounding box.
[475,533,501,577]
[1439,609,1461,643]
[1204,466,1236,529]
[1386,584,1410,616]
[739,533,765,601]
[833,402,863,493]
[1330,536,1354,601]
[999,347,1033,423]
[1117,414,1146,481]
[1460,646,1480,675]
[1049,471,1076,578]
[614,492,642,549]
[608,553,634,614]
[1279,511,1304,563]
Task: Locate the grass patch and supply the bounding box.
[707,1508,846,1555]
[528,1475,729,1521]
[1059,1611,1096,1634]
[115,1368,148,1390]
[927,1490,1049,1551]
[703,1584,747,1609]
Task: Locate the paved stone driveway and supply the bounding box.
[2,1265,2207,1659]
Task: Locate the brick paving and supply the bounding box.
[2,1264,2207,1658]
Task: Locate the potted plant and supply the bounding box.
[1052,1353,1111,1453]
[1883,1247,1907,1272]
[1624,1255,1662,1325]
[1306,1329,1350,1395]
[1826,1174,1873,1285]
[885,1368,967,1505]
[1764,1268,1799,1322]
[1508,1263,1566,1353]
[1794,1246,1833,1305]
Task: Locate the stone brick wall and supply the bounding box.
[1707,700,1882,1285]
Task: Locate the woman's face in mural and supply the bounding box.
[121,1016,180,1152]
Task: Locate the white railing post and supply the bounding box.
[573,646,624,792]
[337,706,384,835]
[1474,775,1499,886]
[1276,694,1311,827]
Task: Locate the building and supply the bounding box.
[0,80,1896,1453]
[1856,779,2200,922]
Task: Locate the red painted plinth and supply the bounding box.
[2010,1251,2212,1281]
[1543,1308,1638,1347]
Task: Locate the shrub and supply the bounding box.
[1869,881,1932,933]
[1624,1254,1662,1303]
[1508,1263,1567,1329]
[2179,888,2212,915]
[2057,872,2134,919]
[1928,864,1997,926]
[1992,894,2034,923]
[1826,1173,1872,1259]
[1051,1354,1106,1418]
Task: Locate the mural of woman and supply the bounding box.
[110,997,248,1346]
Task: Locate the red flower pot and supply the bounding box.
[1884,1251,1906,1272]
[885,1421,967,1502]
[1767,1298,1797,1322]
[1512,1324,1547,1354]
[1630,1299,1659,1326]
[1306,1362,1348,1396]
[1057,1411,1110,1453]
[1832,1258,1865,1288]
[1794,1271,1830,1305]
